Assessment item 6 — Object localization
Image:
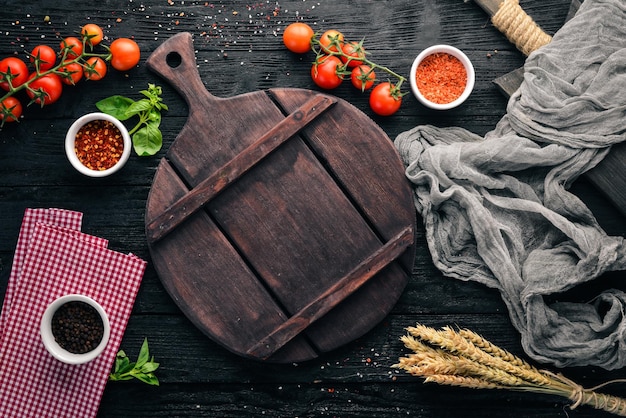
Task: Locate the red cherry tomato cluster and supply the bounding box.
[283,23,406,116]
[0,23,141,126]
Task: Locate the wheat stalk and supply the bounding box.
[394,323,626,416]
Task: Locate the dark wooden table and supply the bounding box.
[1,0,624,416]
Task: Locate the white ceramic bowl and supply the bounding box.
[410,44,475,110]
[65,112,131,177]
[40,294,111,365]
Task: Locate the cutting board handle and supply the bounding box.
[146,32,214,104]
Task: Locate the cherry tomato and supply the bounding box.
[84,57,107,80]
[0,57,29,91]
[30,45,57,71]
[27,73,63,105]
[58,61,84,85]
[60,37,83,59]
[283,22,314,54]
[0,96,23,123]
[369,82,402,116]
[81,23,104,46]
[319,29,344,53]
[341,41,365,68]
[311,55,343,90]
[109,38,141,71]
[351,65,376,91]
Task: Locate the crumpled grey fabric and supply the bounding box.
[395,0,626,370]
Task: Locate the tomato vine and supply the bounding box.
[0,24,140,127]
[283,23,407,116]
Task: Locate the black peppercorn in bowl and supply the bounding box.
[65,112,132,178]
[40,294,111,364]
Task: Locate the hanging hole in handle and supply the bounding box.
[166,51,182,68]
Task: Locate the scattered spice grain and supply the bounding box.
[74,119,124,171]
[415,52,467,104]
[51,301,104,354]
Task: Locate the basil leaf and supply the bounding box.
[109,339,160,385]
[113,356,124,373]
[140,89,154,100]
[117,358,135,374]
[140,361,160,373]
[110,374,134,382]
[132,121,162,156]
[147,108,161,124]
[136,338,150,368]
[96,96,134,120]
[134,373,160,386]
[97,84,167,157]
[125,99,153,118]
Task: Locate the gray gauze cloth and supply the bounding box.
[395,0,626,370]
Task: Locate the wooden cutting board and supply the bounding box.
[476,0,626,217]
[144,32,416,363]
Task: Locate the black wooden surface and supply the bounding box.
[0,0,624,417]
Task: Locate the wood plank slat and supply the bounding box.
[146,93,337,243]
[246,225,414,359]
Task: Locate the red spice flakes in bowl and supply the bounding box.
[410,45,475,110]
[65,112,131,177]
[75,119,124,171]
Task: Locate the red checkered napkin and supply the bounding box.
[0,208,147,418]
[0,208,87,335]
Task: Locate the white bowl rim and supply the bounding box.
[65,112,132,178]
[40,294,111,365]
[409,44,475,110]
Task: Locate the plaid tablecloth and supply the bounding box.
[0,208,147,418]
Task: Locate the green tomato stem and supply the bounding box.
[311,36,406,90]
[0,35,112,107]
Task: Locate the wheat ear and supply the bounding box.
[395,323,626,417]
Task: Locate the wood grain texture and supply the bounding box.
[145,91,337,243]
[0,0,623,416]
[144,33,415,362]
[246,226,413,360]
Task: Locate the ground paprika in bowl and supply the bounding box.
[65,112,131,177]
[409,45,475,110]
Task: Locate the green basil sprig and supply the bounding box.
[109,338,160,386]
[96,84,168,156]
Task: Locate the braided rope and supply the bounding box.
[491,0,552,56]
